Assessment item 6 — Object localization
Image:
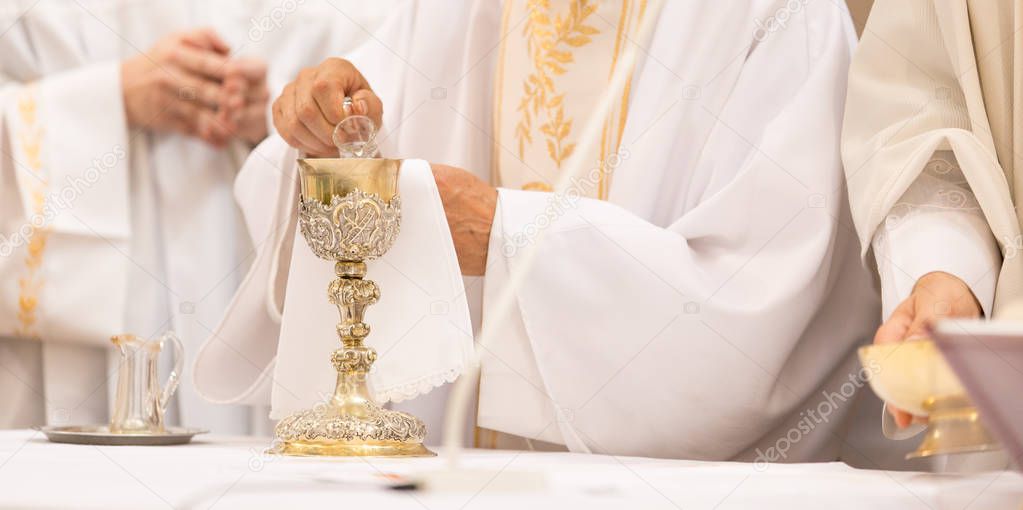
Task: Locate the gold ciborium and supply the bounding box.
[859,339,999,458]
[271,157,434,458]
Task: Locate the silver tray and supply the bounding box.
[36,425,208,446]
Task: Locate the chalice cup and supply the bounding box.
[272,157,434,457]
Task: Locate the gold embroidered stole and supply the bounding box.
[475,0,646,449]
[492,0,646,199]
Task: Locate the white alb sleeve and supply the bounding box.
[872,151,1001,319]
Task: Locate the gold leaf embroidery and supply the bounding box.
[514,0,600,168]
[17,95,36,125]
[13,87,50,340]
[522,181,554,192]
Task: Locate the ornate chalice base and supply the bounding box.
[272,159,434,458]
[271,375,433,458]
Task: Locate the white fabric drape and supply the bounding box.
[477,0,877,460]
[192,140,474,419]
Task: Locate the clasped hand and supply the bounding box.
[121,28,269,147]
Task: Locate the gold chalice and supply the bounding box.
[271,156,434,458]
[859,339,999,458]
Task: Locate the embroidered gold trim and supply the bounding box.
[14,87,49,340]
[521,181,554,192]
[598,0,645,199]
[493,0,648,197]
[492,1,515,186]
[514,0,601,169]
[598,0,628,199]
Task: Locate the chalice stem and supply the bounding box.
[328,260,381,415]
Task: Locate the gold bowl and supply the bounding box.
[858,339,999,458]
[298,158,399,204]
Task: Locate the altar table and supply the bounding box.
[0,430,1020,509]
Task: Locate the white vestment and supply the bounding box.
[196,0,881,461]
[0,0,392,432]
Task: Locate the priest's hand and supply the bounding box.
[121,28,235,147]
[217,57,270,146]
[431,164,498,276]
[272,57,384,157]
[874,271,982,427]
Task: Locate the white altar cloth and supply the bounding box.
[0,430,1019,509]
